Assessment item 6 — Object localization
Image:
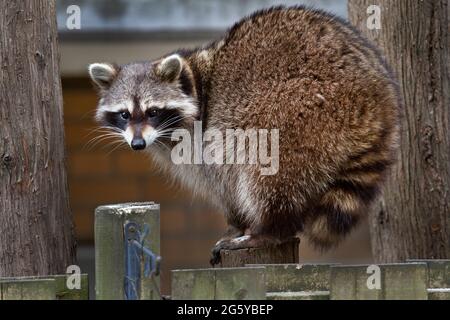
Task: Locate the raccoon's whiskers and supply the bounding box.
[105,140,127,156]
[156,124,187,140]
[101,139,125,150]
[156,115,190,132]
[84,132,123,150]
[85,132,122,147]
[155,131,175,138]
[157,116,182,131]
[84,126,122,138]
[153,139,171,153]
[80,109,98,120]
[156,133,182,142]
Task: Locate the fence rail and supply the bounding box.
[0,274,88,300]
[1,202,448,300]
[172,260,450,300]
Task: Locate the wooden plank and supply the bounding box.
[95,202,160,300]
[215,267,265,300]
[219,238,299,268]
[171,267,265,300]
[330,263,428,300]
[1,279,56,300]
[428,289,450,300]
[330,265,382,300]
[0,274,89,300]
[54,274,89,300]
[266,291,329,300]
[382,263,428,300]
[249,263,336,292]
[171,269,215,300]
[407,259,450,288]
[95,205,124,300]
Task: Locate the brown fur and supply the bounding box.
[90,6,401,254]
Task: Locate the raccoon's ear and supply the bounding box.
[155,54,183,83]
[88,63,118,90]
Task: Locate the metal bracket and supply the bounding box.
[124,221,161,300]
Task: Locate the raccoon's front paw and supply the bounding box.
[209,238,235,266]
[210,237,245,266]
[209,235,283,266]
[209,247,222,266]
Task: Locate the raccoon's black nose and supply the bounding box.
[131,138,146,150]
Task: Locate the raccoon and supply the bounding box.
[89,6,401,264]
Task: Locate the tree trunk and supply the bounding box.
[0,0,76,276]
[348,0,449,261]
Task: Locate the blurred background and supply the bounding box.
[56,0,371,297]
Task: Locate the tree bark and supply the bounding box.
[0,0,76,276]
[348,0,449,261]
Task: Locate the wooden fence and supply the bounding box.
[0,203,448,300]
[0,274,88,300]
[171,260,450,300]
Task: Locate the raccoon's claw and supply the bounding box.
[210,234,292,265]
[209,238,233,266]
[210,226,246,266]
[210,235,282,266]
[209,247,222,266]
[209,237,239,266]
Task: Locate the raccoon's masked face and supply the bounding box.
[88,54,198,151]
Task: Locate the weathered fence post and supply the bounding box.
[251,263,336,300]
[219,238,300,268]
[330,263,429,300]
[95,202,160,300]
[0,274,89,300]
[407,259,450,300]
[0,279,56,300]
[171,267,266,300]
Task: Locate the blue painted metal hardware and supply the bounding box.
[124,221,161,300]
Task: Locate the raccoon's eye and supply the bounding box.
[120,111,130,120]
[146,107,160,118]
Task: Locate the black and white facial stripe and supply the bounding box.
[90,54,199,151]
[101,107,183,131]
[100,99,185,150]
